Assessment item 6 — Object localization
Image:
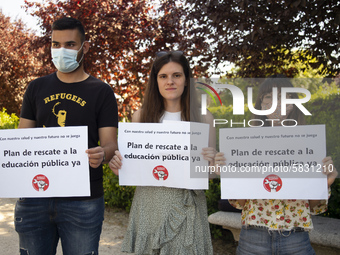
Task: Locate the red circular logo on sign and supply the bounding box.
[152,165,169,181]
[32,174,49,192]
[263,174,282,193]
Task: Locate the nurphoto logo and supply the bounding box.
[195,78,312,128]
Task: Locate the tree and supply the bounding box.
[185,0,340,78]
[0,11,43,115]
[24,0,209,120]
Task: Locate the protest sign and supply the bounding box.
[118,122,210,189]
[0,126,90,197]
[219,125,329,199]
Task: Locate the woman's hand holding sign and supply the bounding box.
[214,152,226,166]
[309,156,337,208]
[109,150,123,176]
[201,147,217,166]
[322,156,338,187]
[214,152,226,175]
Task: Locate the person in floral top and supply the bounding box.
[215,75,338,255]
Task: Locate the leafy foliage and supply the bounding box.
[326,179,340,218]
[3,1,339,116]
[305,85,340,218]
[0,108,19,129]
[0,11,43,115]
[185,0,340,78]
[205,178,222,238]
[103,164,135,212]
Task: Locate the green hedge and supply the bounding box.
[305,87,340,218]
[103,165,135,211]
[205,178,222,238]
[0,108,19,129]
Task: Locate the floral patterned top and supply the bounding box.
[229,197,328,231]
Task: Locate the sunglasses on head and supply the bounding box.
[155,50,184,58]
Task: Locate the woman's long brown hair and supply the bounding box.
[253,74,306,126]
[139,52,200,123]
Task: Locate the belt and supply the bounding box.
[292,227,305,232]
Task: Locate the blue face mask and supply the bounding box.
[51,43,84,73]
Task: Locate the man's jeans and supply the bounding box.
[15,196,104,255]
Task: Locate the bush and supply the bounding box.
[0,108,19,129]
[103,164,135,212]
[205,178,222,238]
[305,86,340,218]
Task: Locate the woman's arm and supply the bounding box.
[109,150,123,176]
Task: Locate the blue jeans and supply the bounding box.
[15,196,104,255]
[236,225,316,255]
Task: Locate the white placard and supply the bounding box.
[219,125,328,199]
[118,122,210,189]
[0,126,90,197]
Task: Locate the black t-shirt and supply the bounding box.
[21,72,118,199]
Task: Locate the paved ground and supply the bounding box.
[0,198,237,254]
[1,198,338,255]
[0,198,129,255]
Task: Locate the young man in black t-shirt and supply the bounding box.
[15,17,118,255]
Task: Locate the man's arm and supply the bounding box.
[18,118,36,129]
[86,127,118,168]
